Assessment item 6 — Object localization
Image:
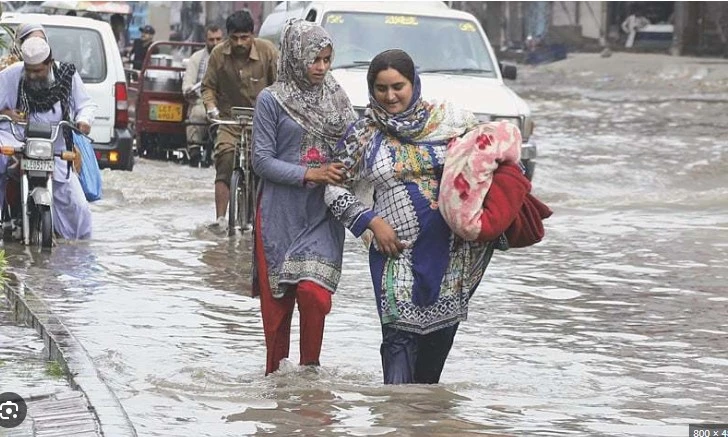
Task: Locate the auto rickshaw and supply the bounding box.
[126,40,205,161]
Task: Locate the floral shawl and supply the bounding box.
[333,72,477,181]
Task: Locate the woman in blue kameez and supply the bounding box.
[325,49,496,384]
[251,20,356,375]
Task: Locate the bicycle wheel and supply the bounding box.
[228,168,248,236]
[245,169,257,230]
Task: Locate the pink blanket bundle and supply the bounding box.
[438,121,522,241]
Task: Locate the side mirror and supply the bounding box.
[500,62,517,80]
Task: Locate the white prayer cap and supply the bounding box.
[21,37,51,65]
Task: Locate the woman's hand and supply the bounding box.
[304,162,346,185]
[369,217,406,258]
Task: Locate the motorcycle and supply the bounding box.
[0,115,83,249]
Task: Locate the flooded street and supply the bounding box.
[2,53,728,436]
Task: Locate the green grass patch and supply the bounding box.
[0,249,7,286]
[46,361,66,379]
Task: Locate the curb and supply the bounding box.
[2,271,137,437]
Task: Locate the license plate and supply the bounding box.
[150,103,183,122]
[21,159,54,172]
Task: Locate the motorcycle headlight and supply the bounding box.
[26,140,53,159]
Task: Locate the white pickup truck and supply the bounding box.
[260,1,537,179]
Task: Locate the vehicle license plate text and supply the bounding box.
[150,103,183,122]
[22,159,54,172]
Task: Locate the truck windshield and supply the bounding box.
[323,12,496,77]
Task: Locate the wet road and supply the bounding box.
[1,56,727,436]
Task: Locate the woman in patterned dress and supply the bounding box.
[251,20,356,375]
[325,49,520,384]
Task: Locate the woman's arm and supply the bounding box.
[324,123,405,256]
[323,122,376,234]
[326,181,405,256]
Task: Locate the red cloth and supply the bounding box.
[476,162,552,247]
[254,202,332,375]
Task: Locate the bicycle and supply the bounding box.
[208,107,256,237]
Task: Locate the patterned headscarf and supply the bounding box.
[267,19,355,148]
[333,52,478,178]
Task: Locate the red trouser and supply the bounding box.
[254,204,332,375]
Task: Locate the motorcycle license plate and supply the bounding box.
[149,102,183,122]
[21,159,54,172]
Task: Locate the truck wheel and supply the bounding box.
[522,159,536,181]
[124,153,135,171]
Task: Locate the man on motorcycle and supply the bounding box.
[0,33,97,240]
[182,25,224,167]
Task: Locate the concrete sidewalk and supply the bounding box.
[3,392,100,437]
[1,274,136,437]
[1,298,98,436]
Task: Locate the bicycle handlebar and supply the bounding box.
[207,117,242,127]
[207,116,254,139]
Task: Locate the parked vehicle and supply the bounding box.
[208,107,256,236]
[0,115,81,249]
[259,1,538,179]
[0,13,134,170]
[125,41,204,162]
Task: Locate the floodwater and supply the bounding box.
[1,62,727,436]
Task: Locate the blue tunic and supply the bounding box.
[252,89,345,297]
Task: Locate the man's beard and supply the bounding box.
[232,45,249,57]
[26,76,51,91]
